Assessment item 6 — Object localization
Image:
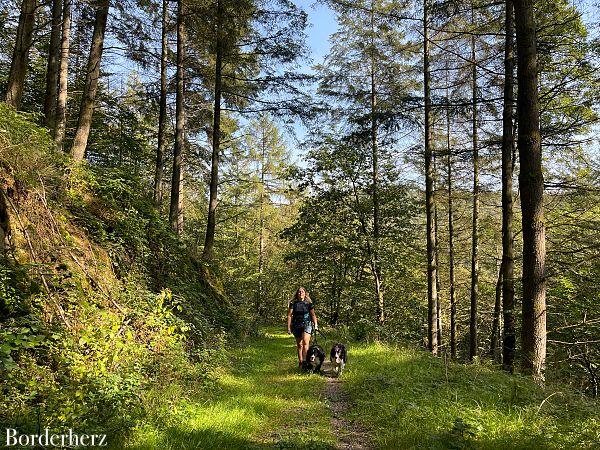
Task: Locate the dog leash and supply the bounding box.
[310,327,327,346]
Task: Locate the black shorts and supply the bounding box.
[292,322,313,339]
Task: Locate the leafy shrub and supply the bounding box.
[0,103,249,441]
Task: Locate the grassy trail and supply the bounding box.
[124,328,599,449]
[125,328,339,449]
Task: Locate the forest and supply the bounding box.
[0,0,599,448]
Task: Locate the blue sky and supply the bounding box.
[295,0,338,68]
[285,1,339,158]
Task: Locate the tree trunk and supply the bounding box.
[501,0,517,373]
[70,0,110,160]
[332,258,344,325]
[0,188,11,256]
[490,260,503,360]
[203,0,223,260]
[369,0,384,324]
[446,74,457,359]
[469,20,480,362]
[44,0,62,130]
[257,127,266,314]
[433,149,442,346]
[5,0,37,109]
[169,0,185,234]
[54,0,71,151]
[424,0,438,355]
[514,0,546,380]
[154,0,169,205]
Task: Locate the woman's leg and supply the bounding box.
[301,332,311,362]
[295,335,303,367]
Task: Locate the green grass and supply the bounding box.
[341,341,600,449]
[120,327,336,449]
[118,328,599,449]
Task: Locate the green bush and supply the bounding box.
[0,102,249,442]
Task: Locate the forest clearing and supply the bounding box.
[1,0,599,448]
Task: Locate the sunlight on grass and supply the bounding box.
[118,327,600,449]
[343,341,600,449]
[123,326,336,449]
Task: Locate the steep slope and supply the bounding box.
[0,104,250,439]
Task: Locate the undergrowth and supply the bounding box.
[0,103,252,443]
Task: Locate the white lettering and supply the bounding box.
[18,435,29,446]
[4,428,107,447]
[6,428,17,446]
[40,428,50,446]
[69,429,78,447]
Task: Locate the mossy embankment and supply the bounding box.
[0,104,252,443]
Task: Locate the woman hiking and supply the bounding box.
[287,287,319,369]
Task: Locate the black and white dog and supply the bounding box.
[330,343,347,377]
[304,345,326,373]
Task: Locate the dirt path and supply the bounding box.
[322,361,373,450]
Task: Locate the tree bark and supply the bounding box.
[44,0,62,129]
[433,149,442,346]
[0,188,11,256]
[370,0,384,324]
[203,0,223,259]
[501,0,517,373]
[5,0,37,109]
[424,0,438,355]
[446,73,457,359]
[154,0,169,205]
[169,0,185,234]
[54,0,71,151]
[469,15,480,362]
[70,0,110,161]
[257,125,266,314]
[514,0,546,380]
[490,260,503,360]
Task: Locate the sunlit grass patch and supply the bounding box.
[123,326,336,449]
[343,341,600,449]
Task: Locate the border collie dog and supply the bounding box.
[304,345,325,373]
[330,343,347,377]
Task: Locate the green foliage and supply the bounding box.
[0,102,250,440]
[282,136,423,340]
[0,103,64,187]
[213,114,298,321]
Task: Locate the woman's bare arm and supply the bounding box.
[287,308,292,333]
[310,309,318,330]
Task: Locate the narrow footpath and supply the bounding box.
[323,362,372,449]
[124,327,598,449]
